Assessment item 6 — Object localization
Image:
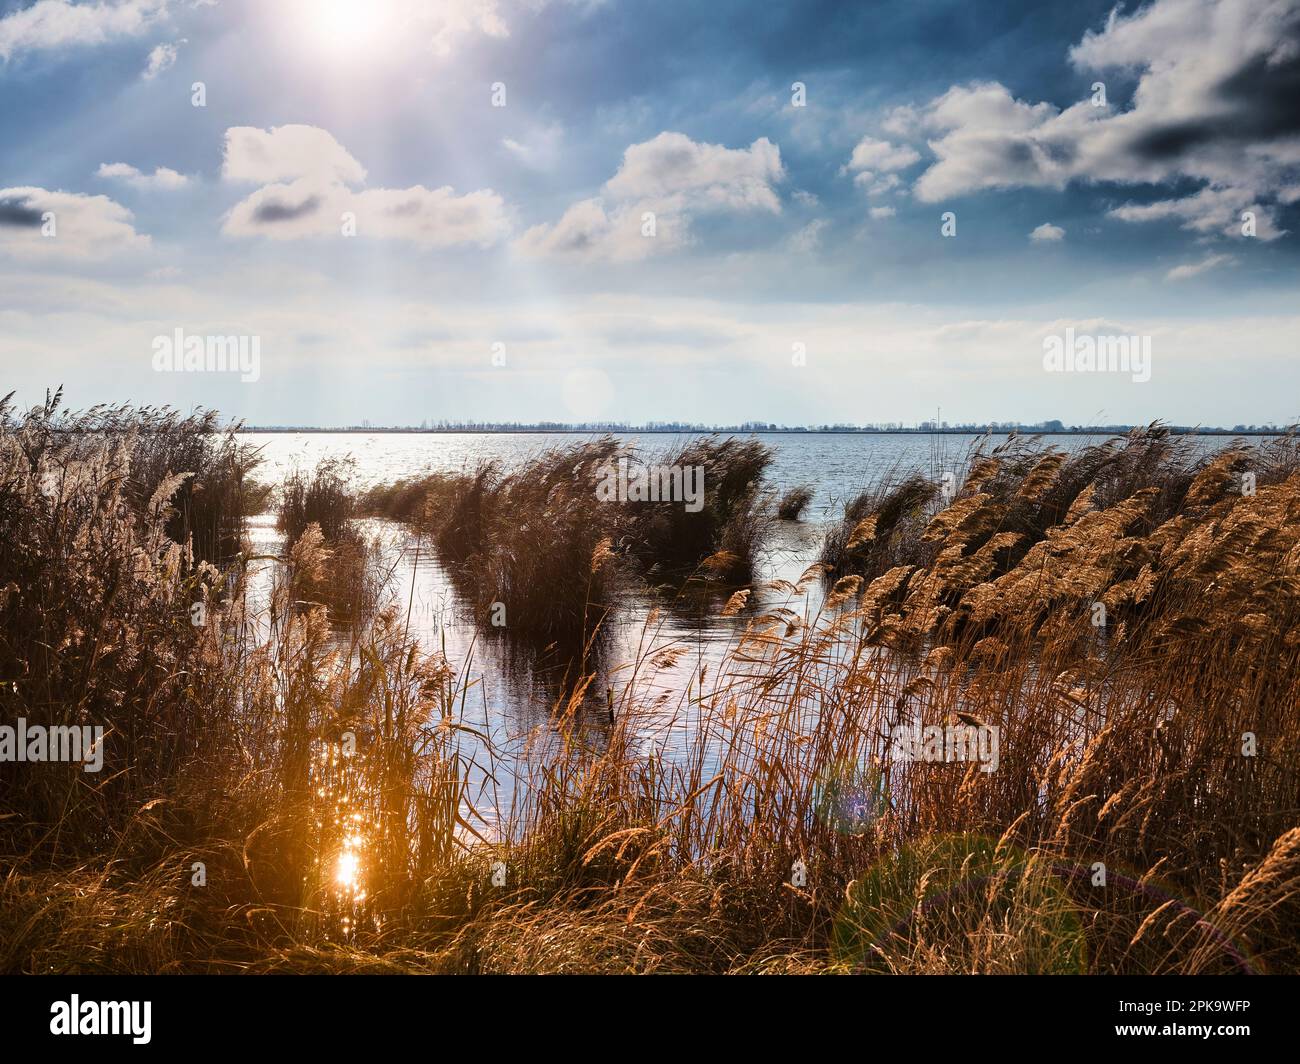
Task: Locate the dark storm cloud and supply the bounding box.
[1126,7,1300,164]
[0,195,43,228]
[1131,122,1212,162]
[1214,47,1300,139]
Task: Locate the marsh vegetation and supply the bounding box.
[3,394,1298,974]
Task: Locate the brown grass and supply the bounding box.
[3,406,1300,974]
[278,458,380,627]
[777,484,814,521]
[362,436,774,642]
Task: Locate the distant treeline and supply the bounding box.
[238,420,1293,435]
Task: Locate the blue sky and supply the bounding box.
[1,0,1298,426]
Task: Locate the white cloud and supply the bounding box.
[0,0,169,61]
[142,36,182,78]
[880,105,920,138]
[1109,186,1285,241]
[223,179,510,248]
[518,132,785,261]
[221,126,508,248]
[351,186,509,247]
[224,182,509,248]
[912,82,1097,202]
[845,136,921,175]
[907,0,1298,241]
[513,198,671,262]
[223,125,367,186]
[0,186,148,258]
[1166,252,1236,281]
[603,132,785,212]
[1029,222,1065,242]
[841,136,917,200]
[97,161,190,190]
[855,172,902,196]
[869,206,896,219]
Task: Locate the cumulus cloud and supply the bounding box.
[0,186,148,257]
[223,125,367,186]
[907,0,1299,241]
[880,106,920,138]
[1166,252,1236,281]
[221,125,508,248]
[513,198,670,262]
[517,131,785,261]
[0,0,169,61]
[858,174,901,197]
[869,205,896,219]
[845,136,921,176]
[1029,222,1064,242]
[843,136,920,200]
[96,161,189,190]
[912,82,1083,201]
[603,132,785,212]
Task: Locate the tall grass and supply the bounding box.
[278,458,380,628]
[627,436,774,581]
[363,436,774,642]
[0,393,248,858]
[278,456,356,543]
[777,484,813,521]
[0,388,260,565]
[4,407,1300,974]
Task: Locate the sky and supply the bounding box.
[1,0,1298,427]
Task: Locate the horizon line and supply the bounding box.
[233,421,1295,436]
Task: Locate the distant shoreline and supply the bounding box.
[237,426,1291,436]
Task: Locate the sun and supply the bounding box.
[303,0,394,56]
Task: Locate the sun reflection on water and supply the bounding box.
[313,744,373,915]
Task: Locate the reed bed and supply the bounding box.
[3,401,1299,974]
[278,458,381,627]
[362,436,774,642]
[777,484,814,521]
